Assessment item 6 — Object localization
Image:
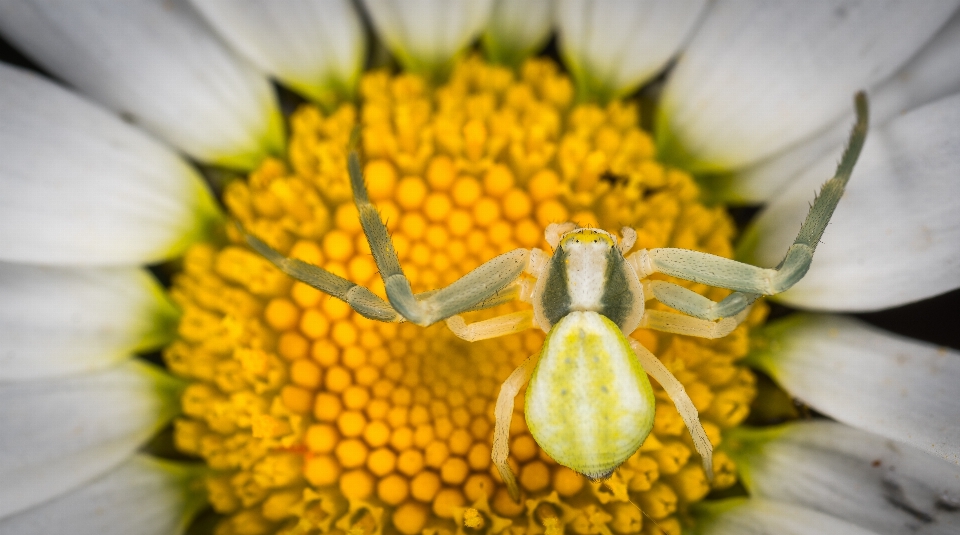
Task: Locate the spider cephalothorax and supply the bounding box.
[247,93,868,501]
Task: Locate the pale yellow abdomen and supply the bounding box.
[524,311,655,479]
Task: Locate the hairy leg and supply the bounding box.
[629,93,868,297]
[348,152,530,325]
[246,232,400,322]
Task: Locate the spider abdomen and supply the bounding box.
[524,310,656,479]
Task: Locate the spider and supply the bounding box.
[246,93,868,502]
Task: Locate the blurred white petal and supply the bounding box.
[483,0,553,66]
[733,10,960,203]
[361,0,494,76]
[0,361,182,518]
[696,498,882,535]
[0,263,177,380]
[658,0,958,172]
[0,455,205,535]
[557,0,707,99]
[0,63,222,266]
[191,0,366,105]
[750,314,960,466]
[0,0,285,169]
[742,93,960,311]
[732,421,960,535]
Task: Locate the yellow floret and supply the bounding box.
[167,56,766,535]
[305,423,338,453]
[340,469,374,500]
[303,455,340,487]
[393,502,428,535]
[378,474,410,505]
[364,160,397,200]
[410,471,441,502]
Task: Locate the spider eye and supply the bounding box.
[559,229,614,249]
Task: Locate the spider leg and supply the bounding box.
[445,310,535,342]
[348,152,530,326]
[646,280,759,321]
[629,92,868,297]
[629,338,713,481]
[638,308,750,339]
[246,233,401,322]
[416,279,523,312]
[492,353,539,502]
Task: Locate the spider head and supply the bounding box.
[559,228,616,253]
[545,223,637,254]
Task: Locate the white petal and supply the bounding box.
[190,0,366,104]
[483,0,553,66]
[698,498,883,535]
[741,93,960,310]
[557,0,707,100]
[0,263,178,380]
[0,63,222,266]
[361,0,494,75]
[0,0,284,169]
[0,455,204,535]
[658,0,959,172]
[0,361,181,518]
[733,9,960,203]
[750,314,960,467]
[732,421,960,535]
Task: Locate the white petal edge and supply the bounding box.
[190,0,366,105]
[557,0,707,99]
[361,0,494,75]
[0,0,284,170]
[733,9,960,203]
[732,421,960,535]
[658,0,959,172]
[0,263,178,380]
[0,63,222,266]
[695,498,883,535]
[741,92,960,311]
[750,314,960,467]
[0,361,181,518]
[483,0,554,66]
[0,455,205,535]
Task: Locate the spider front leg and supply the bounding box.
[246,233,402,322]
[347,153,530,326]
[247,152,532,326]
[631,92,868,307]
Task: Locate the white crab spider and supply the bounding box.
[247,94,868,502]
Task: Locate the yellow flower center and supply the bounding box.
[166,56,766,535]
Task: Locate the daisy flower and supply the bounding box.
[0,1,958,534]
